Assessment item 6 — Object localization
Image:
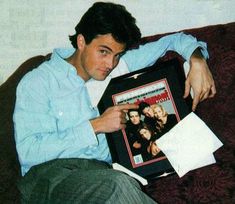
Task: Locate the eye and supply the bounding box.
[114,54,121,60]
[99,49,109,56]
[115,52,125,60]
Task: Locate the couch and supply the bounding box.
[0,22,234,203]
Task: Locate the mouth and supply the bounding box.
[99,68,111,76]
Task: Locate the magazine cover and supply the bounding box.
[113,78,180,168]
[98,58,192,179]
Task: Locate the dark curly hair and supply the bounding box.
[138,102,150,115]
[69,2,141,50]
[127,109,141,118]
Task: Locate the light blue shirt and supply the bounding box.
[13,32,208,176]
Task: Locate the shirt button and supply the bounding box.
[58,111,63,116]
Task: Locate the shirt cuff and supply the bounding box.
[184,41,209,62]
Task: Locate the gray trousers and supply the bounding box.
[18,158,157,204]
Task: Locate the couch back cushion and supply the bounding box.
[0,54,50,202]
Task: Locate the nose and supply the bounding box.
[106,58,114,70]
[105,56,117,70]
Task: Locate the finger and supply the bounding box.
[120,115,127,124]
[117,103,139,111]
[208,85,216,98]
[183,80,191,98]
[192,93,200,111]
[194,84,214,105]
[200,90,210,102]
[199,82,216,101]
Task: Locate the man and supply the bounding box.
[139,101,157,132]
[125,109,143,156]
[13,2,216,203]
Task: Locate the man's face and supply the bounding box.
[77,34,125,81]
[129,111,140,125]
[142,106,154,118]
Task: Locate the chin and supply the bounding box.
[94,75,108,81]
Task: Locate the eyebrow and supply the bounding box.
[100,45,112,52]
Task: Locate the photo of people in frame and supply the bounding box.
[113,79,180,168]
[125,109,143,157]
[151,103,178,136]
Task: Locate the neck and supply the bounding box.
[65,50,79,71]
[65,50,89,81]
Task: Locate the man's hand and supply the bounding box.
[90,103,138,134]
[184,49,216,111]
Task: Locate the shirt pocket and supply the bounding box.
[49,92,97,132]
[49,93,81,131]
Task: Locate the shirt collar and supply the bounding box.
[50,48,85,84]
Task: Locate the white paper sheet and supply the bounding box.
[156,112,223,177]
[112,163,148,186]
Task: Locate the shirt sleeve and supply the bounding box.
[13,71,98,172]
[122,32,209,72]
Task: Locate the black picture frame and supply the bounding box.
[98,58,192,180]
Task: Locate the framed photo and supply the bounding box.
[98,58,192,180]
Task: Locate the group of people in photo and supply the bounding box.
[125,101,178,162]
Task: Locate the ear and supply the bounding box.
[77,34,86,50]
